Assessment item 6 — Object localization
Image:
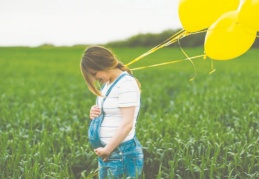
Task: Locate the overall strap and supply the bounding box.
[100,73,128,112]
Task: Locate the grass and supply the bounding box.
[0,46,258,178]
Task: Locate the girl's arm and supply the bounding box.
[94,106,135,161]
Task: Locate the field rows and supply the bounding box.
[0,47,258,178]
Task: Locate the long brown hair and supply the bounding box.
[80,46,140,96]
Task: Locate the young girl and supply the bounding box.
[80,46,144,178]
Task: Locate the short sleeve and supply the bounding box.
[118,77,140,107]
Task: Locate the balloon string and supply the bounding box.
[131,55,205,71]
[126,29,188,67]
[181,29,216,76]
[189,29,207,35]
[177,35,196,81]
[209,59,216,75]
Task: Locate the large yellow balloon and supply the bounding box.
[238,0,259,31]
[204,11,256,60]
[178,0,240,32]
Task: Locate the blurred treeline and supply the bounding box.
[106,29,259,48]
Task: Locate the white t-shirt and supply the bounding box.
[97,72,140,145]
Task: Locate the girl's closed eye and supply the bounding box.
[91,72,97,77]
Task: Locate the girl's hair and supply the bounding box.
[80,46,141,96]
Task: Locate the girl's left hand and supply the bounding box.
[94,147,111,161]
[89,105,101,119]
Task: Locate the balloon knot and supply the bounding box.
[184,31,189,37]
[203,53,207,60]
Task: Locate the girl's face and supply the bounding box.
[89,69,110,84]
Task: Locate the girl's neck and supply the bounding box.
[108,68,123,84]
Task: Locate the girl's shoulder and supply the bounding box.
[118,73,136,85]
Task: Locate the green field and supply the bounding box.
[0,46,259,178]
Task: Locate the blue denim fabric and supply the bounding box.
[88,114,104,149]
[98,137,144,179]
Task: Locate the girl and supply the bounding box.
[80,46,143,178]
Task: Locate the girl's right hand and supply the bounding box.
[89,105,101,120]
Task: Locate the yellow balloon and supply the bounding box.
[238,0,259,31]
[178,0,240,32]
[204,11,256,60]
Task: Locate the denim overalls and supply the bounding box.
[98,136,143,179]
[88,73,144,179]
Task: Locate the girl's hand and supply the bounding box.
[89,105,101,119]
[94,147,111,162]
